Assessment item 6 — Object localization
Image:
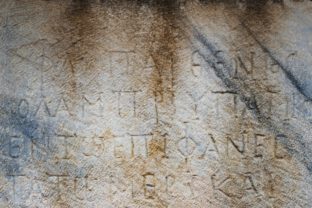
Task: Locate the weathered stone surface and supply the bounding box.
[1,0,312,207]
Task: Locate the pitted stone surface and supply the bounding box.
[1,0,312,207]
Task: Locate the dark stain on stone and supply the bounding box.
[193,26,312,176]
[241,22,312,102]
[49,0,284,107]
[240,0,284,33]
[0,95,53,176]
[46,0,182,104]
[199,0,283,8]
[65,0,96,56]
[199,0,284,32]
[192,26,310,207]
[197,0,312,174]
[137,0,179,8]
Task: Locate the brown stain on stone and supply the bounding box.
[46,2,180,205]
[148,137,165,157]
[25,1,306,207]
[63,0,95,97]
[149,131,168,159]
[43,0,185,105]
[143,0,180,105]
[45,0,105,102]
[46,0,183,106]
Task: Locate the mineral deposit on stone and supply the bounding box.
[1,0,312,207]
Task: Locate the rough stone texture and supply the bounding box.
[1,0,312,207]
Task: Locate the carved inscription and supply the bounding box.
[1,0,311,207]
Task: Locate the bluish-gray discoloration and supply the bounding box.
[0,95,53,176]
